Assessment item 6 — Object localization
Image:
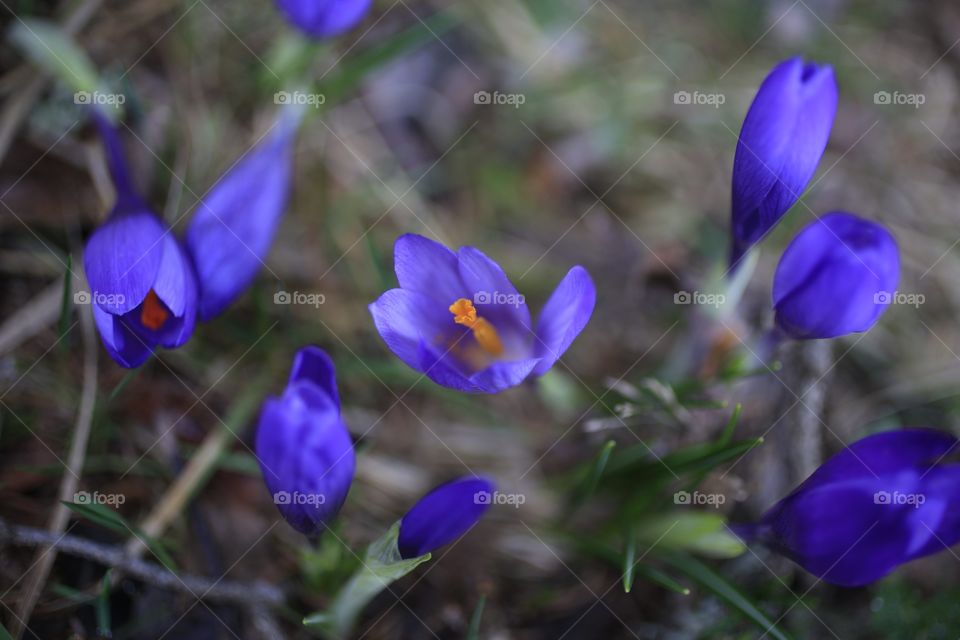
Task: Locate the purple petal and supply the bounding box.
[760,478,927,586]
[275,0,373,39]
[457,246,532,353]
[185,115,298,321]
[470,358,541,393]
[532,266,596,376]
[394,234,465,304]
[84,211,166,315]
[255,381,355,537]
[793,428,958,491]
[773,212,900,339]
[369,288,462,374]
[398,476,495,559]
[91,304,154,368]
[731,58,837,263]
[288,345,340,409]
[125,235,198,349]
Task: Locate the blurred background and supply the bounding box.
[3,0,960,637]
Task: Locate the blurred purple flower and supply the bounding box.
[255,346,355,538]
[773,212,899,340]
[275,0,373,39]
[185,112,299,321]
[734,429,960,587]
[369,234,596,393]
[398,476,495,559]
[84,110,198,368]
[731,57,838,266]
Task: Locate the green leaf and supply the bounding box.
[622,530,637,593]
[634,564,690,595]
[96,570,112,637]
[303,523,431,638]
[466,595,486,640]
[10,19,99,94]
[638,512,745,559]
[63,501,177,570]
[662,552,790,640]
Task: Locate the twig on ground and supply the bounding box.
[0,518,285,609]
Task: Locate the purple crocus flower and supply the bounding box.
[398,476,495,559]
[275,0,373,39]
[731,57,838,266]
[255,346,355,538]
[84,111,198,368]
[734,429,960,587]
[369,234,596,393]
[773,212,899,340]
[185,112,299,321]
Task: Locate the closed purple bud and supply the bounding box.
[255,346,355,537]
[731,57,837,266]
[84,111,198,368]
[368,234,596,393]
[185,112,299,321]
[736,429,960,587]
[275,0,373,39]
[397,476,494,559]
[773,212,899,340]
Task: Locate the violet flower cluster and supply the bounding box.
[731,57,900,340]
[83,109,298,367]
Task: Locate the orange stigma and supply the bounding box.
[449,298,504,356]
[140,290,170,331]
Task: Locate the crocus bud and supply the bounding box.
[275,0,373,39]
[84,110,198,368]
[397,476,495,559]
[731,57,837,266]
[734,429,960,587]
[255,347,355,537]
[772,212,899,340]
[185,110,299,321]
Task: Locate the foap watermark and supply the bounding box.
[674,291,725,308]
[874,90,925,109]
[74,490,126,506]
[673,90,726,108]
[274,91,326,108]
[474,290,525,308]
[274,491,326,506]
[474,490,525,508]
[473,90,526,109]
[274,290,326,308]
[74,90,126,107]
[874,290,924,308]
[674,490,726,508]
[874,491,925,508]
[74,290,126,307]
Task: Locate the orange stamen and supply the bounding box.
[449,298,504,356]
[140,290,170,331]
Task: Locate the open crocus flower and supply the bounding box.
[398,476,495,559]
[84,111,198,368]
[731,57,837,266]
[255,346,355,538]
[734,429,960,587]
[773,212,899,340]
[369,234,596,393]
[275,0,373,39]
